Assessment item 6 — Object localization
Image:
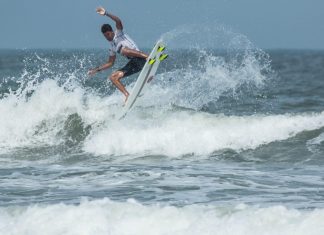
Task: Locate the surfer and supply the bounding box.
[88,7,149,103]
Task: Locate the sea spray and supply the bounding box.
[138,24,274,110]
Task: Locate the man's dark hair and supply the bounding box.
[101,24,113,34]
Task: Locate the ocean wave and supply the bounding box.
[1,199,323,235]
[0,79,324,156]
[84,110,324,157]
[0,29,314,157]
[0,80,116,152]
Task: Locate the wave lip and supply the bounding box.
[84,111,324,157]
[1,199,324,235]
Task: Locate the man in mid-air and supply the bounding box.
[88,7,149,103]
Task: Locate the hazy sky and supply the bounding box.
[1,0,323,49]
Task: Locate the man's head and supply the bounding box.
[101,24,114,41]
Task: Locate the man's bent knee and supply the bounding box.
[109,71,124,82]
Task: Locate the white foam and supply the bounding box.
[84,111,324,157]
[0,199,323,235]
[0,79,116,152]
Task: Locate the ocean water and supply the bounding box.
[1,30,324,234]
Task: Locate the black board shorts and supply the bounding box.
[118,57,146,77]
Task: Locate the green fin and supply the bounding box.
[157,45,166,52]
[148,58,156,65]
[159,54,168,61]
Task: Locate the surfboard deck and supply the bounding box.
[116,40,167,120]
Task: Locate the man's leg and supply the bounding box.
[110,58,146,103]
[109,71,129,103]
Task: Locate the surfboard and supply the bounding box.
[116,40,168,119]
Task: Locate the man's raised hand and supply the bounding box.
[96,7,106,16]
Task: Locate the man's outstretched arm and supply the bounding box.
[96,7,123,30]
[88,55,116,76]
[121,47,148,59]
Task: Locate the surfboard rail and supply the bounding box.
[116,40,167,120]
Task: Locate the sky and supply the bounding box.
[1,0,324,49]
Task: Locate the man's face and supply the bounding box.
[104,31,114,41]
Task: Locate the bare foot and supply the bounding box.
[147,75,154,83]
[123,93,129,106]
